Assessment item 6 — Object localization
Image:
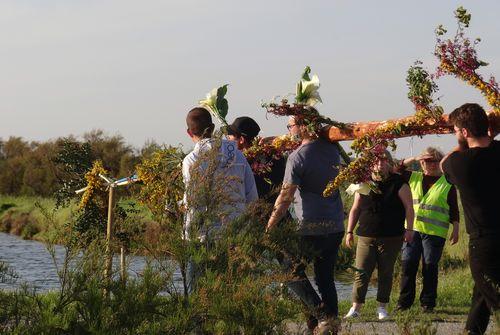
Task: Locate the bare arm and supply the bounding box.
[398,183,415,242]
[266,183,297,231]
[345,193,361,248]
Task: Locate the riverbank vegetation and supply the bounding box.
[1,195,493,334]
[1,182,494,333]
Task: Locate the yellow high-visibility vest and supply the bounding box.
[408,171,451,238]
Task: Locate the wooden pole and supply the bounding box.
[321,111,500,142]
[120,246,126,282]
[322,115,452,142]
[104,185,115,294]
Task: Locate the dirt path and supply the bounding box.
[288,321,499,334]
[341,321,498,334]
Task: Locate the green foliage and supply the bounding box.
[0,137,57,196]
[406,61,439,111]
[0,261,18,284]
[52,137,93,208]
[215,84,229,120]
[0,131,142,199]
[301,66,311,81]
[435,24,447,36]
[394,311,438,335]
[454,6,471,28]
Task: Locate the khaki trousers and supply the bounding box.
[352,235,403,304]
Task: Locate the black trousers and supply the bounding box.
[280,232,344,319]
[465,236,500,335]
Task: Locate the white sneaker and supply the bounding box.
[377,306,389,320]
[343,307,360,319]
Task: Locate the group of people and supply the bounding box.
[181,103,499,335]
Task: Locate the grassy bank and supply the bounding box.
[0,196,72,241]
[0,196,152,242]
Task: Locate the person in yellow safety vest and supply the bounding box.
[395,147,460,313]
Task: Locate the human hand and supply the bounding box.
[345,233,354,248]
[404,230,414,243]
[265,222,275,234]
[416,154,434,161]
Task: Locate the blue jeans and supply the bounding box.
[280,232,344,319]
[398,231,445,308]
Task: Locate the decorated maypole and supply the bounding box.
[263,7,499,196]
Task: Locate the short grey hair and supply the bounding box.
[420,147,444,161]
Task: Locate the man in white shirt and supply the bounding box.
[182,107,258,292]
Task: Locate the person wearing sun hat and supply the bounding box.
[395,147,460,313]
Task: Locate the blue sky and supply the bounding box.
[1,0,499,157]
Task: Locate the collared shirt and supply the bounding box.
[182,138,258,239]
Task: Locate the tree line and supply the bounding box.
[0,130,162,197]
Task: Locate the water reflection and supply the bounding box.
[0,233,374,300]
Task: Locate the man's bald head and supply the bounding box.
[186,107,215,138]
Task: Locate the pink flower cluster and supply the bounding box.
[434,34,483,78]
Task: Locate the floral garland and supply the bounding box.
[325,7,500,196]
[79,160,108,209]
[323,62,444,196]
[434,6,500,111]
[243,135,300,176]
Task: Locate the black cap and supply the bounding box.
[227,117,261,140]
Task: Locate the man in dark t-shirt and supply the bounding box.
[441,103,500,335]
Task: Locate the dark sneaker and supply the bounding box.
[394,304,410,312]
[306,316,318,331]
[421,305,434,313]
[313,318,341,335]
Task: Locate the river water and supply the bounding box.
[0,232,374,301]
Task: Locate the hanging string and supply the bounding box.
[409,136,414,157]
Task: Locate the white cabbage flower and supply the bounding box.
[346,183,371,196]
[300,74,322,106]
[198,85,229,127]
[199,88,217,109]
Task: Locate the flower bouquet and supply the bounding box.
[263,66,347,137]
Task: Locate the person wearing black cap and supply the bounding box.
[227,116,287,205]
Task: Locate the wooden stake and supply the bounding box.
[104,185,115,294]
[120,246,126,282]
